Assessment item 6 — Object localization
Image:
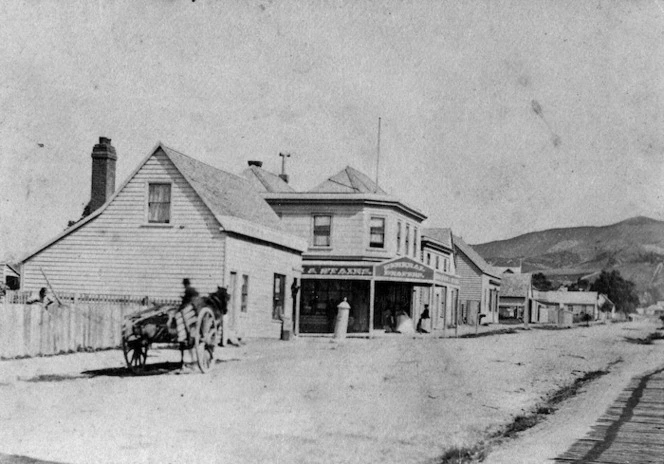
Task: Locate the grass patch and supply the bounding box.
[458,329,517,339]
[437,444,488,464]
[624,331,664,345]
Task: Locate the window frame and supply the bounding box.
[396,221,402,255]
[272,273,286,321]
[146,182,172,225]
[369,216,386,249]
[312,214,332,248]
[405,224,410,256]
[241,274,249,313]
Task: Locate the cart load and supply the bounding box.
[122,288,228,374]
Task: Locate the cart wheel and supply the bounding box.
[194,307,217,373]
[122,335,148,373]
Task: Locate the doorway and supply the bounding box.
[373,282,413,330]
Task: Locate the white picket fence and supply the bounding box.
[0,292,178,359]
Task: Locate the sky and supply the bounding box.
[1,0,664,261]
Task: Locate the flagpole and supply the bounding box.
[375,117,381,193]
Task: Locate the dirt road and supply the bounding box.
[1,320,662,464]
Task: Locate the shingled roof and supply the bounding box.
[162,146,286,231]
[21,143,306,262]
[422,228,453,249]
[453,235,502,279]
[500,273,532,297]
[309,166,387,194]
[241,165,296,193]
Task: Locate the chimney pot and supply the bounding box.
[248,160,263,167]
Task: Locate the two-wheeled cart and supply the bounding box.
[121,302,220,374]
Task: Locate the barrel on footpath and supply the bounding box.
[333,298,351,340]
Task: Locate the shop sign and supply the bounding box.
[435,273,460,286]
[375,257,434,281]
[303,265,373,277]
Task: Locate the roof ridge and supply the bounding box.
[161,143,247,184]
[250,166,275,191]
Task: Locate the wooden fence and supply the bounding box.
[0,291,179,359]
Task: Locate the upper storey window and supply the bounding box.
[396,221,402,255]
[405,224,410,256]
[369,217,385,248]
[313,215,331,247]
[148,183,171,224]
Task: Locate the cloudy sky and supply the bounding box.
[1,0,663,261]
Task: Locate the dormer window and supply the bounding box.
[148,183,171,224]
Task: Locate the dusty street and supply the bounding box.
[1,320,663,464]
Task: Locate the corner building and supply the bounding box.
[252,165,455,335]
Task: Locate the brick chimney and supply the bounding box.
[89,137,117,212]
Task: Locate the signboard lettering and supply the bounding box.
[375,257,434,281]
[304,265,373,277]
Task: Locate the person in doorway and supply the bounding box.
[382,307,395,332]
[417,304,431,333]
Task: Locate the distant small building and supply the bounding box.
[1,263,20,290]
[531,290,599,324]
[453,236,502,324]
[499,273,532,320]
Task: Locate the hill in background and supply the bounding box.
[473,216,664,306]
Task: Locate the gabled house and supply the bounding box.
[420,228,460,330]
[248,163,435,335]
[498,273,532,320]
[453,236,502,324]
[20,138,306,340]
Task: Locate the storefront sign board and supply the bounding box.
[374,257,434,281]
[303,265,374,277]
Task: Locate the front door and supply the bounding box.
[227,272,238,341]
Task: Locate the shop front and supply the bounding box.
[299,264,373,334]
[298,257,449,335]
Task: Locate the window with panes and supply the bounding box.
[148,183,171,223]
[369,217,385,248]
[313,215,331,247]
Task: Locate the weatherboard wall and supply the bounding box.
[269,202,423,261]
[21,150,226,299]
[224,234,301,339]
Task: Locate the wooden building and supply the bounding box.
[498,273,532,320]
[1,263,20,290]
[251,164,443,335]
[453,236,502,324]
[21,139,306,340]
[419,228,461,330]
[531,290,599,324]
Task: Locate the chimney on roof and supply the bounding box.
[247,160,263,167]
[89,137,117,213]
[279,152,291,183]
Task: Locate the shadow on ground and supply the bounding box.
[21,358,240,382]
